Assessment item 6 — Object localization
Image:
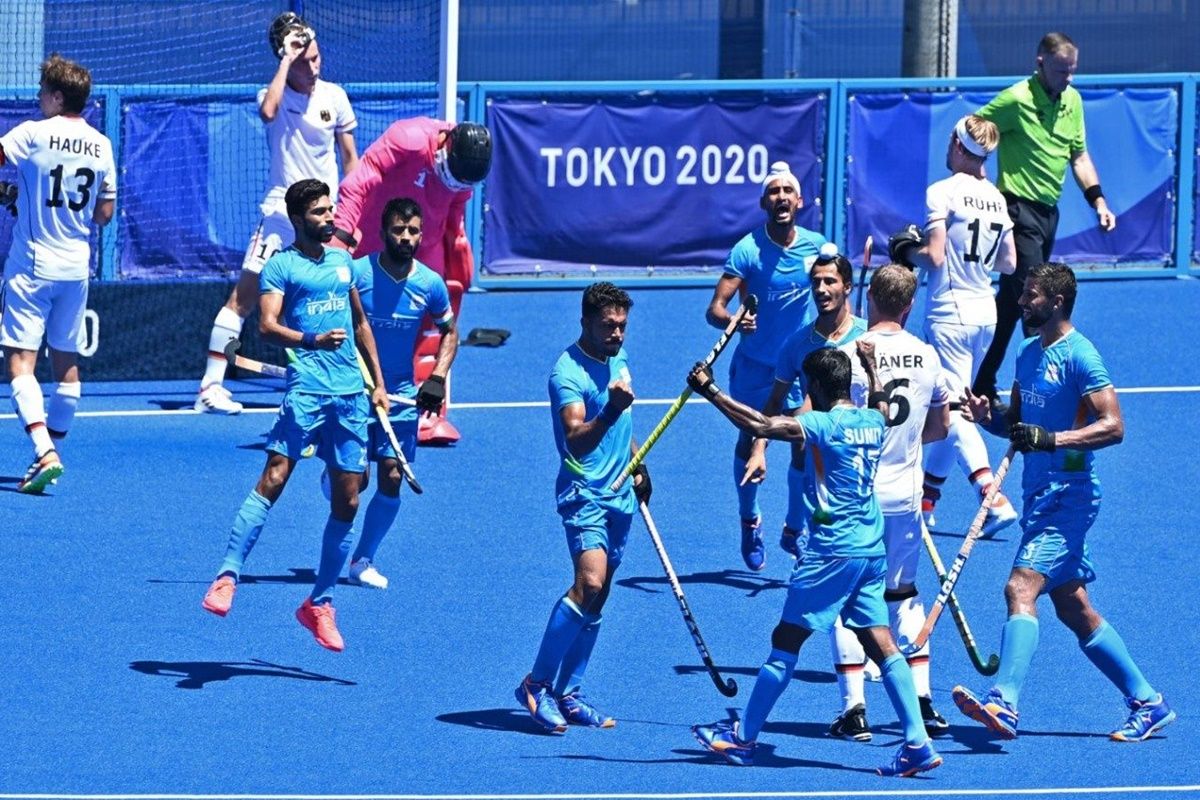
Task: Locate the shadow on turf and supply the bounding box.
[674,663,835,684]
[436,708,565,736]
[617,569,787,598]
[147,569,352,587]
[130,658,356,690]
[553,745,880,773]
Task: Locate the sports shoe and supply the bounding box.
[876,739,943,777]
[920,695,950,734]
[195,383,244,415]
[201,575,236,616]
[829,703,872,741]
[418,414,461,445]
[558,692,615,728]
[17,450,64,494]
[692,720,756,766]
[1110,694,1176,742]
[741,516,765,571]
[921,490,939,530]
[295,598,345,652]
[953,685,1018,739]
[348,558,389,590]
[779,525,800,558]
[980,488,1018,538]
[514,674,567,733]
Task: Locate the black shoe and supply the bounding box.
[829,703,872,742]
[920,695,950,735]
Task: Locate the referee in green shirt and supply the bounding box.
[972,32,1116,414]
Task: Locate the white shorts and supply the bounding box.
[0,271,89,353]
[241,202,294,275]
[883,507,924,590]
[924,320,995,393]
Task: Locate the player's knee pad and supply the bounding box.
[770,621,807,655]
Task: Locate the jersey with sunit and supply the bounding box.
[924,172,1012,327]
[0,114,116,280]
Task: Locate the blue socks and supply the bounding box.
[1081,620,1155,702]
[531,596,587,684]
[352,491,401,563]
[734,455,760,521]
[554,613,602,696]
[311,515,354,605]
[217,490,272,578]
[740,648,797,741]
[880,652,926,745]
[994,613,1039,706]
[785,465,807,531]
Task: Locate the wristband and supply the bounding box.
[1084,184,1105,207]
[868,391,888,408]
[301,332,317,349]
[599,403,624,425]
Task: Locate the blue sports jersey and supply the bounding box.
[725,226,827,368]
[259,246,365,395]
[798,406,886,558]
[549,343,635,514]
[355,255,453,399]
[1014,330,1112,495]
[776,317,868,397]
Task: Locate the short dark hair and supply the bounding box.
[870,265,917,316]
[381,197,423,229]
[802,348,852,403]
[581,282,633,318]
[40,54,91,114]
[1038,32,1077,58]
[811,254,854,288]
[1028,262,1078,317]
[284,179,330,220]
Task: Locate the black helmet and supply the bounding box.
[446,123,493,184]
[268,12,315,58]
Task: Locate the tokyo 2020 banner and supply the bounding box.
[483,94,827,276]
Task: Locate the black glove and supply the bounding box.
[0,181,16,217]
[887,223,923,268]
[415,374,446,414]
[687,361,721,400]
[1009,422,1056,452]
[632,463,652,506]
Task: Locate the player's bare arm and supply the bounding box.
[258,291,344,350]
[912,222,945,270]
[1070,150,1116,232]
[688,362,805,443]
[560,379,634,459]
[92,198,114,227]
[1026,385,1123,452]
[336,129,359,176]
[706,274,755,333]
[259,42,305,123]
[431,317,459,380]
[855,339,889,418]
[922,402,951,444]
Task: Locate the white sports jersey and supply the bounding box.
[924,172,1011,326]
[844,329,949,514]
[258,79,356,212]
[1,115,116,281]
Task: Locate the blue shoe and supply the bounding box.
[741,517,765,571]
[515,674,567,733]
[876,739,943,777]
[558,692,615,728]
[952,685,1018,740]
[1110,694,1176,742]
[779,525,800,558]
[692,720,755,766]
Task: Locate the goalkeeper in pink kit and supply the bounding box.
[332,118,492,445]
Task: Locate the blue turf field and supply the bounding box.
[1,278,1199,798]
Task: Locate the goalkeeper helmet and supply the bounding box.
[268,12,315,58]
[446,123,493,184]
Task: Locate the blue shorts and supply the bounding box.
[368,413,418,464]
[729,351,804,411]
[559,498,633,565]
[267,391,369,473]
[1014,480,1100,592]
[781,554,889,633]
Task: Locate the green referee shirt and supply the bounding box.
[977,75,1086,206]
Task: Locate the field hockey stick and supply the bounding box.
[355,350,424,495]
[224,340,415,407]
[610,294,758,491]
[638,501,738,697]
[855,235,873,317]
[902,445,1015,656]
[920,524,1000,675]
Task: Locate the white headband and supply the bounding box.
[954,117,990,159]
[762,161,801,197]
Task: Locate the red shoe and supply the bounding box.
[418,415,461,445]
[202,575,236,617]
[295,598,345,652]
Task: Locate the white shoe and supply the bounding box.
[349,559,389,590]
[195,384,243,415]
[980,489,1018,539]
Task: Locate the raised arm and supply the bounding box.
[687,362,806,443]
[706,274,755,333]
